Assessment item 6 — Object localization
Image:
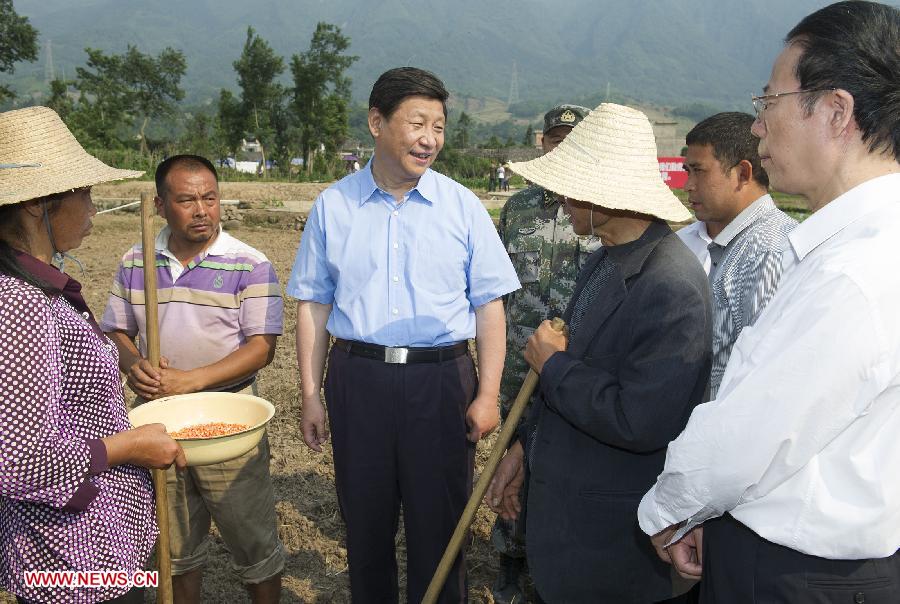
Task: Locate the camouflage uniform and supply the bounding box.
[493,184,599,558]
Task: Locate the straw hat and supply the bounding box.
[509,103,691,223]
[0,106,143,207]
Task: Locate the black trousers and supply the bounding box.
[325,346,477,604]
[702,514,900,603]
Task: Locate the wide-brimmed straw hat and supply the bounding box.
[0,106,143,207]
[509,103,691,223]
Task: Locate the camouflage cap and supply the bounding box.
[543,104,591,133]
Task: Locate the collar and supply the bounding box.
[712,194,775,248]
[414,167,439,205]
[356,160,379,205]
[16,250,71,292]
[358,157,437,207]
[14,250,104,337]
[605,220,672,279]
[541,187,560,209]
[788,173,900,262]
[681,220,712,243]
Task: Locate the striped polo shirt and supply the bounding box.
[101,227,283,389]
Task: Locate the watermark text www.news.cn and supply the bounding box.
[24,570,158,589]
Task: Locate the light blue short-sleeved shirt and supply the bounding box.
[287,160,520,347]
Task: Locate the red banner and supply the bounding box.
[658,157,688,189]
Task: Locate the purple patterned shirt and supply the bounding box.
[0,253,156,603]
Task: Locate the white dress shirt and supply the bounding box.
[675,220,712,274]
[639,173,900,559]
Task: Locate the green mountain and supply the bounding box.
[8,0,899,109]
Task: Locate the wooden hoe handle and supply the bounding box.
[140,192,173,604]
[422,317,567,603]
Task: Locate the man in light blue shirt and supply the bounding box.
[288,67,519,604]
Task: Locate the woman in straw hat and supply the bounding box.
[486,104,712,603]
[0,106,185,604]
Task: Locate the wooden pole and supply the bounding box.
[422,318,567,604]
[140,192,173,604]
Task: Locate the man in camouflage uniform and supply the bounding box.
[492,104,597,603]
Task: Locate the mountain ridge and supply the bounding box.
[8,0,899,110]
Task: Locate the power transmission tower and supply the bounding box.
[507,61,519,108]
[44,39,55,84]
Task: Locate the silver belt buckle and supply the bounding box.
[384,346,409,364]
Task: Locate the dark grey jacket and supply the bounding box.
[523,221,712,603]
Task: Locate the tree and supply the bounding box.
[0,0,38,102]
[178,112,224,160]
[70,45,185,149]
[71,48,131,146]
[522,124,534,147]
[269,99,299,178]
[230,26,284,176]
[122,46,186,153]
[290,22,358,173]
[46,78,74,120]
[453,111,472,149]
[485,135,502,149]
[216,89,245,158]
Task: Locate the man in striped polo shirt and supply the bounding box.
[679,112,797,398]
[101,155,284,603]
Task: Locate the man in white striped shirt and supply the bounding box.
[680,112,796,397]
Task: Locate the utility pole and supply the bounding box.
[44,39,55,84]
[507,61,519,109]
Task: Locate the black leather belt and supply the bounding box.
[333,338,468,364]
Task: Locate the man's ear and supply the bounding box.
[828,89,856,138]
[368,107,383,139]
[154,195,165,218]
[734,159,754,189]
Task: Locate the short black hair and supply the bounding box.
[787,0,900,161]
[155,154,219,198]
[368,67,449,120]
[686,112,769,188]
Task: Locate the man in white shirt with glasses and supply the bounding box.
[639,1,900,601]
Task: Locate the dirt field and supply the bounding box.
[93,181,333,205]
[0,204,508,603]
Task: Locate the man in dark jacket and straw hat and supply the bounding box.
[492,103,596,604]
[487,103,712,603]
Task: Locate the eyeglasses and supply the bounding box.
[751,87,836,118]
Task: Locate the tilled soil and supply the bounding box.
[1,211,509,604]
[92,181,332,205]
